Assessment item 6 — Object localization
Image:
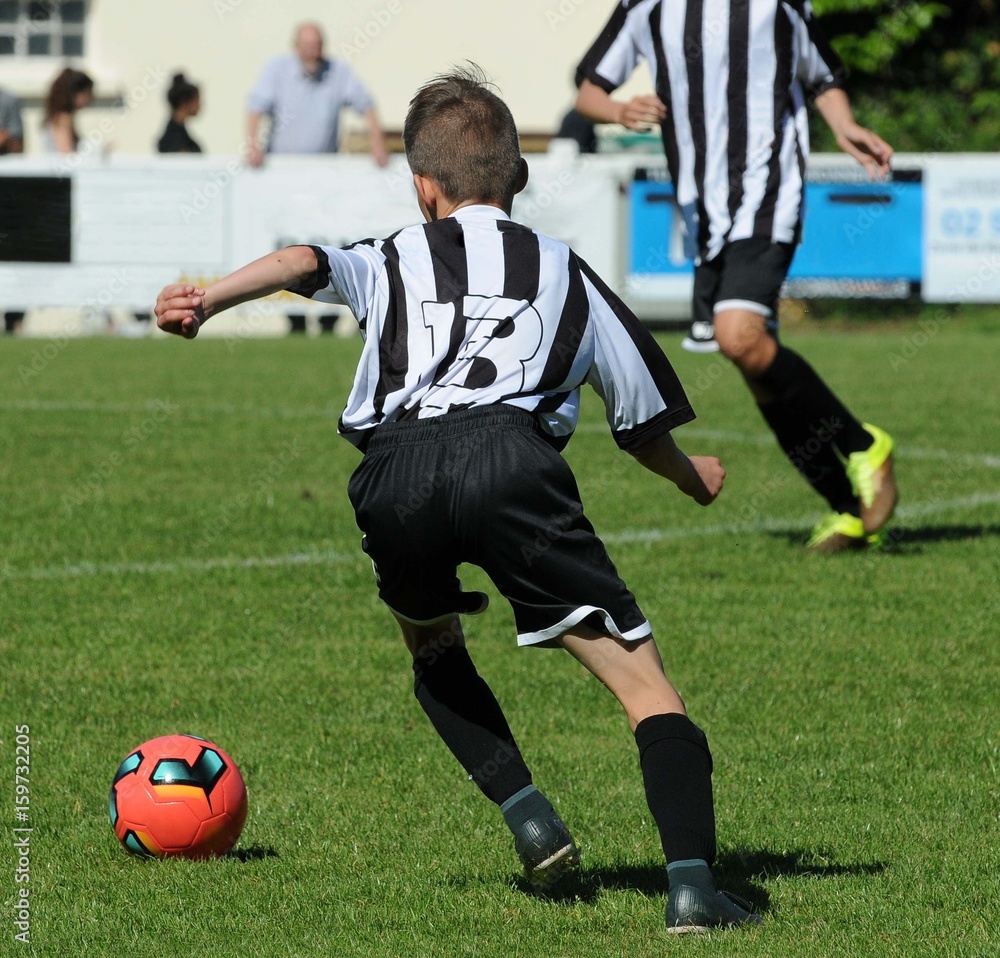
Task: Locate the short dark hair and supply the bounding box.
[167,73,199,111]
[403,65,521,206]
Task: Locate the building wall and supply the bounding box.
[0,0,652,156]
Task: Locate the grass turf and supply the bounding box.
[2,322,999,957]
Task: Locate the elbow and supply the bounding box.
[281,245,319,285]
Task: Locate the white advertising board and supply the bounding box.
[0,154,627,320]
[3,153,1000,327]
[923,157,1000,303]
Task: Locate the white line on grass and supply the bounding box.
[604,491,1000,544]
[2,549,356,582]
[578,424,1000,470]
[5,400,998,468]
[5,492,999,583]
[0,399,339,420]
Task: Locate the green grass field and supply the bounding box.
[2,321,999,957]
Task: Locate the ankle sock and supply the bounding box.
[500,785,556,833]
[667,858,717,894]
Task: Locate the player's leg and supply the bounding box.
[714,305,860,520]
[461,412,749,923]
[393,608,578,888]
[397,610,534,811]
[710,240,897,542]
[557,625,758,932]
[348,414,577,887]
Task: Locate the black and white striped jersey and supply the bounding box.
[577,0,845,262]
[290,205,694,450]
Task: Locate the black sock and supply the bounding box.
[413,645,532,806]
[755,345,871,456]
[634,713,717,867]
[758,399,858,515]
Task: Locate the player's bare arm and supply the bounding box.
[814,87,893,179]
[154,246,318,338]
[575,79,666,132]
[629,433,725,506]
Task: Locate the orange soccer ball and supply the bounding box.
[109,734,248,859]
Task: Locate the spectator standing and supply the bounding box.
[124,74,206,332]
[1,86,25,333]
[247,22,388,168]
[0,86,24,155]
[41,68,94,154]
[158,74,202,154]
[246,22,389,333]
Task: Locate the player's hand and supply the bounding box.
[247,144,265,169]
[155,284,206,339]
[835,122,893,179]
[617,95,667,131]
[684,456,726,506]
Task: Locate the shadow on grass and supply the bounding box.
[768,523,1000,553]
[512,848,887,914]
[879,524,1000,548]
[227,846,279,862]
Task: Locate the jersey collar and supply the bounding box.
[447,204,511,223]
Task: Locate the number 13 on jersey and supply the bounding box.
[421,295,544,392]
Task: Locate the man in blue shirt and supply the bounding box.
[247,22,388,168]
[246,22,389,334]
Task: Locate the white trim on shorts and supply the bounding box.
[384,601,488,627]
[516,605,653,648]
[714,298,773,318]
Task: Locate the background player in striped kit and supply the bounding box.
[155,66,761,934]
[576,0,899,552]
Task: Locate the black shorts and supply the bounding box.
[693,237,795,331]
[347,405,650,648]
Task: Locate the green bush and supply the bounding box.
[810,1,999,151]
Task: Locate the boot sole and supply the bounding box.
[860,455,898,534]
[526,842,580,888]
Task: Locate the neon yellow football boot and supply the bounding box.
[846,424,898,534]
[807,512,867,553]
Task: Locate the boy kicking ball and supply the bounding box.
[156,67,758,934]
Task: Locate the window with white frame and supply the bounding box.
[0,1,87,58]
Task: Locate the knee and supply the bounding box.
[406,617,466,690]
[714,317,775,377]
[398,614,463,661]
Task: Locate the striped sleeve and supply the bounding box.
[575,1,642,93]
[285,241,386,321]
[577,257,694,451]
[786,1,845,96]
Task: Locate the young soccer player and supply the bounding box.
[576,1,899,552]
[156,67,758,933]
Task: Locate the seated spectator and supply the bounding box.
[158,74,202,153]
[41,68,94,154]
